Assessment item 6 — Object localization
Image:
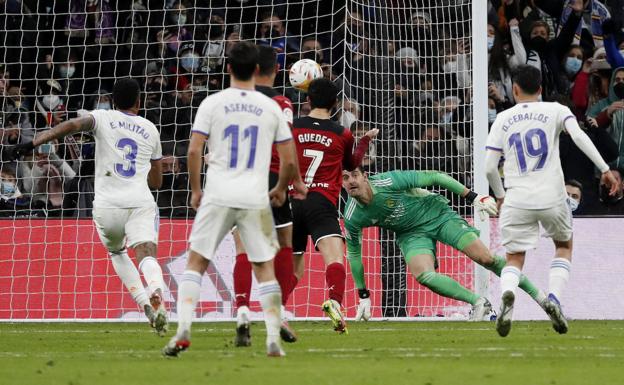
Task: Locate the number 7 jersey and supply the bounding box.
[89,109,162,208]
[486,101,571,209]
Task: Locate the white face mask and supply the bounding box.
[1,180,17,196]
[488,108,497,123]
[443,60,457,73]
[567,197,580,212]
[340,111,357,129]
[174,13,187,26]
[59,65,76,78]
[96,101,111,110]
[41,94,61,110]
[487,36,495,51]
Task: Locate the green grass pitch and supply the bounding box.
[1,321,623,385]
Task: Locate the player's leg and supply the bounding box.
[92,208,152,324]
[236,206,285,357]
[163,204,233,357]
[316,236,348,333]
[231,229,253,347]
[539,204,573,334]
[126,205,168,335]
[274,224,297,343]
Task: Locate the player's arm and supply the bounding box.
[485,114,506,210]
[564,115,619,195]
[344,219,371,321]
[148,159,163,189]
[11,115,94,159]
[270,139,305,206]
[343,128,379,170]
[187,132,206,210]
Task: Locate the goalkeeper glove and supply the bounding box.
[355,289,371,321]
[466,191,498,220]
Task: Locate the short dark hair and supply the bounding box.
[228,41,259,81]
[257,45,277,76]
[565,179,583,190]
[113,78,140,110]
[512,65,542,95]
[307,78,337,110]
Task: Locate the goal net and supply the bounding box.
[0,0,486,321]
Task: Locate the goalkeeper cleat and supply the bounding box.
[279,320,297,343]
[543,294,568,334]
[162,333,190,358]
[496,290,515,337]
[468,297,492,321]
[235,306,251,347]
[150,291,168,337]
[322,299,348,334]
[266,341,285,357]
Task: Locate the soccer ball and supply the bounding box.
[289,59,323,92]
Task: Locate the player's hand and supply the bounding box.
[269,187,287,207]
[473,194,498,220]
[601,170,619,196]
[496,197,504,214]
[10,141,35,160]
[355,297,371,321]
[190,190,203,210]
[291,179,308,200]
[365,128,379,139]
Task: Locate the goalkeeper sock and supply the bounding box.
[273,247,295,306]
[138,256,165,296]
[549,258,571,300]
[110,250,149,308]
[500,266,521,296]
[416,271,479,305]
[325,262,346,304]
[233,253,252,309]
[175,270,202,340]
[258,280,282,344]
[487,255,545,302]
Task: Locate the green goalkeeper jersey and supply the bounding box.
[344,170,467,288]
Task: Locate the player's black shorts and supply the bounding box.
[268,171,293,228]
[291,191,343,253]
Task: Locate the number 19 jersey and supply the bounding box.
[192,88,292,209]
[89,109,162,208]
[486,102,571,209]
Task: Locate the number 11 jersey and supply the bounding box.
[89,109,162,208]
[192,87,292,209]
[486,101,572,209]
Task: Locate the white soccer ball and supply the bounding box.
[289,59,323,92]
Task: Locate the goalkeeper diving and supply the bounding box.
[342,167,550,321]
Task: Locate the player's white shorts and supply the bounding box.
[92,204,159,252]
[190,203,279,263]
[500,200,572,253]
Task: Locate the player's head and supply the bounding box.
[112,78,140,111]
[342,166,369,199]
[307,78,338,111]
[256,45,278,79]
[227,41,259,81]
[511,65,542,100]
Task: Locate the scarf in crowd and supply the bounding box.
[557,0,610,48]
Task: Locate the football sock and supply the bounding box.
[109,250,149,308]
[233,253,252,309]
[273,247,295,305]
[138,256,165,297]
[258,280,282,344]
[500,266,521,296]
[549,258,571,300]
[325,262,346,304]
[487,255,545,302]
[175,270,202,340]
[416,271,479,305]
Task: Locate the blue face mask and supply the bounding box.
[96,102,111,110]
[1,181,16,196]
[565,57,582,76]
[488,108,497,123]
[487,36,494,51]
[180,55,200,72]
[567,197,580,212]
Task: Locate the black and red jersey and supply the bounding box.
[292,116,370,205]
[256,85,294,174]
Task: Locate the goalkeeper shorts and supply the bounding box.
[92,204,159,252]
[500,200,572,253]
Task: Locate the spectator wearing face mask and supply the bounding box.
[525,3,584,101]
[488,19,525,110]
[565,179,584,215]
[200,13,227,74]
[156,153,189,218]
[587,67,624,168]
[257,13,299,69]
[170,42,201,91]
[0,165,26,216]
[87,89,112,111]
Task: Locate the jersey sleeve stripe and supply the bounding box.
[563,115,576,125]
[150,156,163,161]
[485,146,503,152]
[274,137,293,144]
[191,129,209,137]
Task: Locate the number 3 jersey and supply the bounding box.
[486,102,572,209]
[89,109,162,208]
[192,87,292,209]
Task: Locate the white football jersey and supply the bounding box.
[89,109,162,208]
[192,87,292,209]
[486,102,572,209]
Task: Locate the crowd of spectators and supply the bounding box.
[1,0,624,218]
